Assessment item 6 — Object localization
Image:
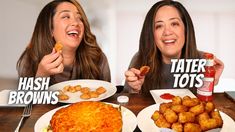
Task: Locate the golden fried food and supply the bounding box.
[80,93,91,99]
[163,109,178,123]
[159,102,172,113]
[96,87,106,94]
[58,94,69,100]
[151,110,161,121]
[80,87,90,94]
[171,122,183,132]
[171,104,188,113]
[184,123,202,132]
[151,96,223,131]
[178,112,195,123]
[182,97,199,107]
[74,85,81,91]
[199,118,218,131]
[89,91,99,98]
[172,96,182,105]
[189,103,204,115]
[50,101,122,132]
[205,102,215,113]
[211,110,223,127]
[154,114,171,128]
[139,66,150,76]
[54,42,63,52]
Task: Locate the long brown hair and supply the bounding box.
[17,0,106,80]
[134,0,200,94]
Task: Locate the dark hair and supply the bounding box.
[17,0,106,81]
[134,0,200,94]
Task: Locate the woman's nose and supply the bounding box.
[163,26,173,36]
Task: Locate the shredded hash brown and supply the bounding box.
[50,101,122,132]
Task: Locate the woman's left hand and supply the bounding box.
[214,56,224,85]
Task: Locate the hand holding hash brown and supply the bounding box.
[151,96,223,132]
[54,42,63,52]
[50,101,122,132]
[139,66,150,76]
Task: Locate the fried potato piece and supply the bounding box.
[205,102,215,113]
[178,112,195,123]
[189,103,205,115]
[96,87,106,94]
[199,118,218,131]
[139,66,150,76]
[159,102,172,114]
[80,93,91,99]
[89,91,99,98]
[172,96,182,105]
[211,110,223,127]
[154,114,171,128]
[80,87,91,94]
[184,123,202,132]
[163,109,178,123]
[151,110,161,121]
[182,97,199,107]
[172,122,183,132]
[171,104,188,113]
[54,42,63,52]
[74,85,81,91]
[198,112,210,123]
[58,94,69,100]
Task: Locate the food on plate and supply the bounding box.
[50,101,122,132]
[57,84,107,101]
[80,93,91,99]
[160,93,175,100]
[139,66,150,76]
[96,86,107,94]
[54,42,63,52]
[151,96,223,132]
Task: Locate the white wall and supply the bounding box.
[0,0,235,85]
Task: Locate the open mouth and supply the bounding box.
[163,39,176,45]
[67,30,79,38]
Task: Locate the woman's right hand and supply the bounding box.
[36,49,64,77]
[125,68,145,92]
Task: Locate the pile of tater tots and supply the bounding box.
[151,96,223,132]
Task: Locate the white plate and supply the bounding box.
[34,103,137,132]
[49,79,117,103]
[0,90,26,107]
[137,104,235,132]
[150,89,196,103]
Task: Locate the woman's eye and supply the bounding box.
[155,24,163,29]
[171,22,179,27]
[62,15,70,19]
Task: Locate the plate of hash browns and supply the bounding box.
[34,101,137,132]
[137,96,235,132]
[49,79,117,103]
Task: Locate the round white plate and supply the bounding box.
[34,103,137,132]
[49,79,117,103]
[137,104,235,132]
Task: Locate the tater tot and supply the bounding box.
[154,115,171,128]
[89,91,99,98]
[172,122,183,132]
[172,96,182,105]
[199,118,218,131]
[159,102,172,114]
[189,103,205,115]
[80,87,90,94]
[151,110,162,121]
[184,123,202,132]
[171,104,188,113]
[96,87,106,94]
[182,98,199,107]
[198,112,210,123]
[178,112,195,123]
[211,110,223,127]
[205,102,215,113]
[163,109,178,123]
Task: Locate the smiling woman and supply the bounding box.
[16,0,111,85]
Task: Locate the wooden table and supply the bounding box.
[0,93,234,132]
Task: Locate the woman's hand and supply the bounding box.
[36,49,64,77]
[125,68,145,92]
[214,56,224,85]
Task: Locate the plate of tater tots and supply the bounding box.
[49,79,116,103]
[137,96,235,132]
